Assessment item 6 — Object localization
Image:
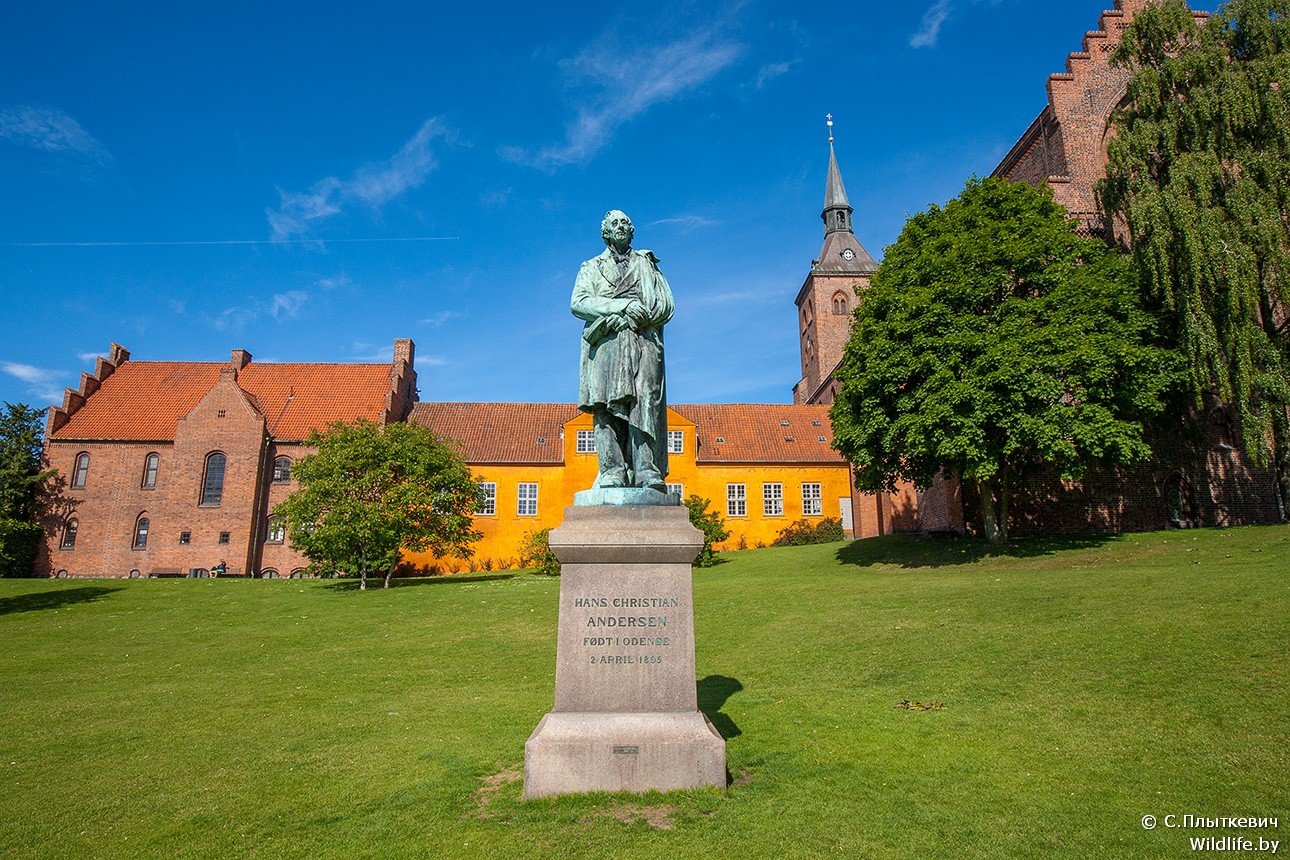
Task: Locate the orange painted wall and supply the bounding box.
[404,408,855,570]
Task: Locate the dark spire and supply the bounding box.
[811,115,877,274]
[822,116,854,235]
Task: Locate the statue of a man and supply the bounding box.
[572,210,675,492]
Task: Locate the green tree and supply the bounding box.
[683,495,730,567]
[0,403,53,576]
[1099,0,1290,513]
[518,527,560,576]
[274,420,482,589]
[830,178,1178,543]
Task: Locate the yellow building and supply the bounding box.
[404,402,861,570]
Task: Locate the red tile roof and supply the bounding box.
[409,402,579,464]
[51,361,394,442]
[409,402,845,465]
[672,404,844,464]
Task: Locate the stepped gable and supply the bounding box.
[672,404,842,464]
[410,402,580,463]
[992,0,1209,236]
[50,354,396,442]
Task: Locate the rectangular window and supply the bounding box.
[476,482,497,516]
[218,531,230,545]
[179,530,191,545]
[763,482,784,516]
[727,483,746,517]
[266,517,286,544]
[517,483,538,517]
[802,483,822,516]
[575,430,596,453]
[666,483,683,499]
[667,430,684,454]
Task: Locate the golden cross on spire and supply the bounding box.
[826,113,834,143]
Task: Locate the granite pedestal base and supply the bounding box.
[523,505,726,799]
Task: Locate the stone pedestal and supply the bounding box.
[523,505,726,799]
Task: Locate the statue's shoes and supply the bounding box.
[596,471,628,488]
[634,473,666,493]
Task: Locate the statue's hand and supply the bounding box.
[609,313,631,333]
[623,301,650,328]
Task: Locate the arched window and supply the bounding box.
[266,515,286,544]
[832,293,849,315]
[133,515,150,549]
[72,453,90,489]
[1210,408,1235,450]
[290,568,308,579]
[201,452,226,506]
[129,570,141,579]
[141,452,159,489]
[272,456,292,483]
[260,568,279,579]
[60,519,78,549]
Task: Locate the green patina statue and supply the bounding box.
[572,210,675,494]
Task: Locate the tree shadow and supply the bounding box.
[835,532,1122,570]
[0,585,121,616]
[324,573,517,591]
[697,674,743,741]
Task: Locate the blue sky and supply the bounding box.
[0,0,1217,410]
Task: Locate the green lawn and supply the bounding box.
[1,526,1286,859]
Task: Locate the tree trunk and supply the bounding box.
[1271,407,1290,522]
[977,479,1002,545]
[383,560,396,589]
[998,464,1011,543]
[359,549,367,591]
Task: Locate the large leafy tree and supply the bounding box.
[0,403,53,576]
[274,420,482,589]
[830,178,1178,543]
[1099,0,1289,512]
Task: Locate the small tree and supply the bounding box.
[683,495,730,567]
[830,178,1178,543]
[0,403,53,576]
[1099,0,1290,512]
[275,420,482,589]
[518,528,560,576]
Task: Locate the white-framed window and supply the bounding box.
[666,483,683,499]
[802,483,822,516]
[667,430,684,453]
[763,482,783,516]
[71,452,89,489]
[266,516,286,544]
[575,430,596,453]
[141,452,159,489]
[517,482,539,517]
[727,483,746,517]
[476,482,497,516]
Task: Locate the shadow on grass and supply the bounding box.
[835,532,1123,569]
[697,674,743,741]
[0,585,122,616]
[324,573,518,591]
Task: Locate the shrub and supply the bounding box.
[519,528,560,576]
[0,518,42,577]
[772,517,845,547]
[683,495,730,567]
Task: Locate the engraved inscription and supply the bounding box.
[573,593,680,666]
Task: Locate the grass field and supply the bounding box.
[1,526,1286,859]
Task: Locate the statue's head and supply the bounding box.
[600,210,634,251]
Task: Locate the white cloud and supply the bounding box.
[0,105,113,163]
[754,60,796,89]
[77,351,101,363]
[269,290,309,320]
[207,306,258,332]
[419,310,461,327]
[415,355,448,367]
[911,0,954,48]
[266,117,449,240]
[501,27,743,170]
[648,215,716,231]
[2,361,67,403]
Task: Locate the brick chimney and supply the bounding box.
[393,338,414,368]
[231,349,253,370]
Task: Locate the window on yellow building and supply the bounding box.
[727,484,746,517]
[477,482,497,516]
[802,483,822,516]
[517,483,538,517]
[667,430,683,453]
[763,483,783,516]
[576,430,595,453]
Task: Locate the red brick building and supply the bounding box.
[37,340,416,578]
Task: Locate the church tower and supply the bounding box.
[792,119,879,405]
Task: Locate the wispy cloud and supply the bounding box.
[269,290,309,320]
[77,351,101,363]
[207,306,259,332]
[911,0,954,48]
[0,105,113,164]
[351,342,394,362]
[754,60,797,89]
[500,27,743,170]
[266,117,450,240]
[415,355,448,367]
[419,310,462,327]
[2,361,68,403]
[648,215,717,231]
